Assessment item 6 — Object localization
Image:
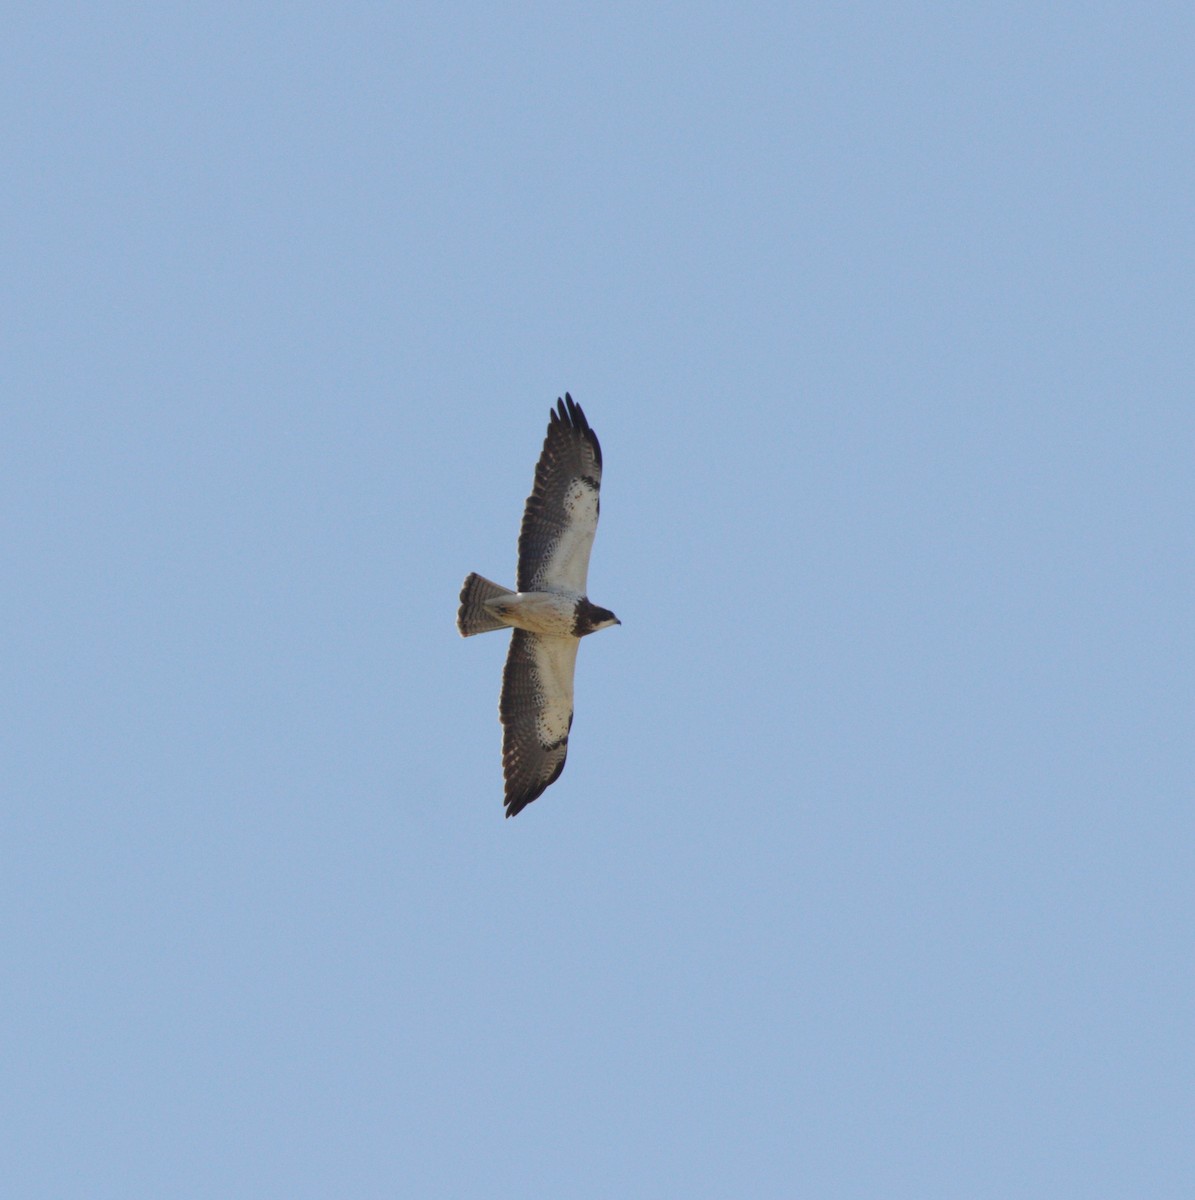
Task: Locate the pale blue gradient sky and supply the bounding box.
[4,4,1193,1197]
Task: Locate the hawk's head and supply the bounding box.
[573,599,621,637]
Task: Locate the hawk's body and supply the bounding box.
[457,395,619,817]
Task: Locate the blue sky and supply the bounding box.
[4,4,1193,1197]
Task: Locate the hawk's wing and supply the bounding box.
[516,395,603,594]
[500,630,580,817]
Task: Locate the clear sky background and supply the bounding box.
[4,4,1193,1197]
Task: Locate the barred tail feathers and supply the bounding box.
[457,573,515,636]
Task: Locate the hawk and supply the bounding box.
[457,394,620,817]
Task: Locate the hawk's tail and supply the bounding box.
[457,573,515,637]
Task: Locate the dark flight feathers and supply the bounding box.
[500,630,578,816]
[516,395,603,593]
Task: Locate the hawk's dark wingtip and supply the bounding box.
[548,392,601,470]
[503,791,538,819]
[504,776,550,818]
[503,759,564,818]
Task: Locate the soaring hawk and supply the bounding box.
[457,395,619,816]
